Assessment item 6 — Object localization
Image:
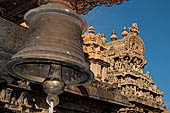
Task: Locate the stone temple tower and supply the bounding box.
[83,23,165,113]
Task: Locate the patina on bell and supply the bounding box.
[6,0,94,86]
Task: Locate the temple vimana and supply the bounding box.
[82,24,166,113]
[0,0,167,113]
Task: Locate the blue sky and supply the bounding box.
[83,0,170,109]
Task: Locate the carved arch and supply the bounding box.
[126,33,145,58]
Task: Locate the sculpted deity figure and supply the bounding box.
[128,23,140,35]
[136,59,143,73]
[114,60,119,71]
[114,76,118,83]
[108,57,114,72]
[130,86,136,96]
[96,33,101,43]
[96,46,101,54]
[89,44,95,53]
[159,96,163,104]
[132,57,137,71]
[132,41,138,50]
[107,76,118,84]
[132,57,143,73]
[145,71,150,78]
[149,75,153,83]
[125,86,130,96]
[153,85,158,91]
[108,66,113,73]
[120,78,125,84]
[156,96,159,103]
[145,92,150,100]
[135,91,139,97]
[101,33,106,44]
[121,87,126,95]
[150,94,153,101]
[139,90,143,97]
[126,77,131,83]
[124,56,130,70]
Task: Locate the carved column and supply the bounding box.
[97,63,101,77]
[101,66,107,81]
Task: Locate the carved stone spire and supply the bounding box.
[128,23,140,35]
[110,30,117,41]
[88,26,95,33]
[101,33,106,43]
[121,26,128,37]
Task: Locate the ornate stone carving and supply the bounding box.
[128,23,140,35]
[83,23,165,112]
[121,26,128,38]
[127,35,145,58]
[110,30,117,41]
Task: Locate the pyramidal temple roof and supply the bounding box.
[83,23,165,111]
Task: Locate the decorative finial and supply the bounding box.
[121,26,128,37]
[128,23,140,35]
[88,26,95,33]
[101,33,106,43]
[110,30,117,41]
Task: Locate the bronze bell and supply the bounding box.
[6,0,93,89]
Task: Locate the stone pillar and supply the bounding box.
[90,62,97,77]
[97,63,101,76]
[101,66,107,81]
[90,62,102,79]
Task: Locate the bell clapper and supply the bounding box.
[43,64,64,110]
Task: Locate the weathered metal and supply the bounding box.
[6,0,93,86]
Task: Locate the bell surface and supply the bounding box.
[6,2,93,86]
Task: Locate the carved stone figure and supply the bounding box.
[101,33,107,44]
[145,71,150,78]
[128,23,140,35]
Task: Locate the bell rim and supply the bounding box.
[6,57,94,86]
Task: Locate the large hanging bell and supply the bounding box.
[6,0,93,86]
